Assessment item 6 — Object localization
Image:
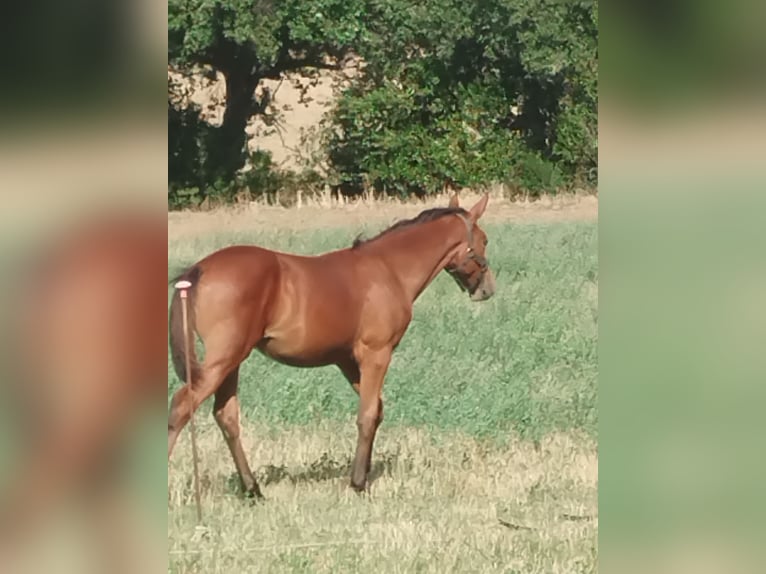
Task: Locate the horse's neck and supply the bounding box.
[370,218,462,302]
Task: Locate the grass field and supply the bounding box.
[167,200,598,573]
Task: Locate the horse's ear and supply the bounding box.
[448,193,460,209]
[468,193,489,221]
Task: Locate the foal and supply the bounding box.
[167,193,496,495]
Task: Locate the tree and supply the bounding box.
[168,0,365,188]
[168,0,598,203]
[325,0,598,196]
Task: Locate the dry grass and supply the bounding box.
[168,420,597,573]
[167,191,597,241]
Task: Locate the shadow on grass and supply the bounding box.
[221,450,407,495]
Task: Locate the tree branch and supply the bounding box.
[261,57,341,80]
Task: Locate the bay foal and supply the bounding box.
[167,194,496,495]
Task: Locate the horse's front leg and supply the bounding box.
[350,347,391,492]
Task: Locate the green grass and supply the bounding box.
[168,221,597,441]
[167,218,598,573]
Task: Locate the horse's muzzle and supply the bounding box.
[470,268,496,301]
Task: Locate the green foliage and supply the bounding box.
[169,147,323,209]
[168,0,366,74]
[168,0,598,205]
[168,77,206,206]
[238,150,282,195]
[326,0,598,196]
[168,221,598,440]
[168,0,365,201]
[510,150,568,196]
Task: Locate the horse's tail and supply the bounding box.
[169,265,202,384]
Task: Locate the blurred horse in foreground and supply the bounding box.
[0,208,167,573]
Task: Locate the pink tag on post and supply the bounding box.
[175,280,192,298]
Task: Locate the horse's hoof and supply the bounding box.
[349,482,369,496]
[244,486,265,502]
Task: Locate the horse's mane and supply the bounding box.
[351,207,467,249]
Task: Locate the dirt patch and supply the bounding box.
[169,64,358,171]
[168,192,597,241]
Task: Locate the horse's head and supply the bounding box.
[445,193,496,301]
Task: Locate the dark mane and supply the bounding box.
[351,206,467,249]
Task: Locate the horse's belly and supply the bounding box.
[256,336,342,368]
[258,283,356,367]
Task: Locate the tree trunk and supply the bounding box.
[204,69,259,186]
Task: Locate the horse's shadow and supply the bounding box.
[224,450,404,495]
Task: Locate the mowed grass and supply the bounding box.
[168,218,598,573]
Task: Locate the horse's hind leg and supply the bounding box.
[213,366,263,499]
[167,384,194,458]
[167,347,241,458]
